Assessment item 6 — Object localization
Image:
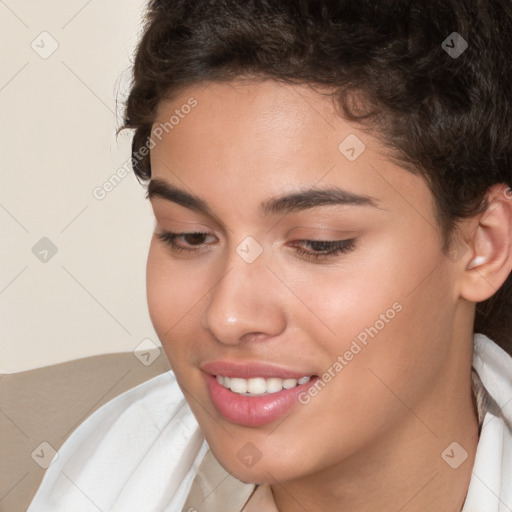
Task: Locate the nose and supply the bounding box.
[200,247,287,346]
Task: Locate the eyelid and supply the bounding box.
[154,218,215,232]
[287,227,359,239]
[151,201,228,233]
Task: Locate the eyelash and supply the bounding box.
[156,231,357,260]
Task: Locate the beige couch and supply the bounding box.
[0,352,171,512]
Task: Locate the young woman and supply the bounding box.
[29,1,512,511]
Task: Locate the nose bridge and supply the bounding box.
[201,239,286,344]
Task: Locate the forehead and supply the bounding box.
[149,80,436,225]
[153,79,348,148]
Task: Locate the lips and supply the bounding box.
[201,360,319,426]
[201,360,315,380]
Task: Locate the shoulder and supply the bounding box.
[28,370,208,511]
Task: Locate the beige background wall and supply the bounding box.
[0,0,161,373]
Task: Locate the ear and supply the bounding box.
[458,183,512,303]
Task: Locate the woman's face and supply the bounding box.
[146,79,465,483]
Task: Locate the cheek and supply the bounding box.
[146,242,172,332]
[146,243,193,352]
[146,241,197,325]
[286,235,422,348]
[331,252,455,410]
[292,228,453,384]
[146,241,214,369]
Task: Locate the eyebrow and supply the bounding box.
[146,178,381,217]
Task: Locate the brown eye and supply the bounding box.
[292,239,357,260]
[156,231,215,253]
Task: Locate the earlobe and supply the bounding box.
[459,183,512,303]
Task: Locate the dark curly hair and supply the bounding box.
[117,0,512,354]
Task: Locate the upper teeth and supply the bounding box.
[216,375,312,396]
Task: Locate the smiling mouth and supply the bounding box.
[205,372,320,426]
[215,375,315,396]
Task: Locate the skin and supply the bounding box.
[146,79,512,512]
